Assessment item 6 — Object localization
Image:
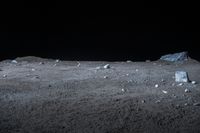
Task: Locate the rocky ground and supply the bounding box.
[0,56,200,133]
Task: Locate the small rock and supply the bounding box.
[31,68,36,71]
[3,74,7,78]
[39,62,44,65]
[162,90,168,94]
[53,64,57,67]
[184,103,188,106]
[11,60,18,64]
[178,83,183,86]
[160,51,188,62]
[135,69,138,72]
[103,76,108,79]
[155,84,159,88]
[191,81,196,84]
[161,79,165,82]
[55,59,60,63]
[155,100,161,103]
[172,83,175,86]
[77,62,80,67]
[126,74,129,76]
[193,102,200,106]
[126,60,132,63]
[141,100,145,103]
[175,71,189,82]
[121,88,125,92]
[103,64,110,69]
[96,66,101,69]
[184,89,191,93]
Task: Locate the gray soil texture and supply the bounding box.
[0,56,200,133]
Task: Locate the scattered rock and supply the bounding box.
[193,102,200,106]
[103,76,108,79]
[178,83,183,86]
[11,60,18,64]
[55,59,60,63]
[161,79,165,82]
[191,81,196,84]
[121,88,125,92]
[155,100,161,103]
[96,66,101,70]
[184,89,191,93]
[126,60,132,63]
[160,51,188,62]
[184,103,188,106]
[103,64,110,69]
[162,90,168,94]
[3,74,7,78]
[141,100,145,103]
[175,71,189,82]
[77,62,80,67]
[155,84,159,88]
[39,62,44,65]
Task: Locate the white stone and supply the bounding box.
[121,88,125,92]
[103,64,110,69]
[155,84,159,88]
[11,60,18,64]
[175,71,189,82]
[191,81,196,84]
[55,59,60,63]
[31,69,35,71]
[3,74,7,78]
[178,83,183,86]
[184,89,191,93]
[126,60,132,63]
[103,76,108,79]
[135,69,138,72]
[162,90,168,94]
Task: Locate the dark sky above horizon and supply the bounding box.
[1,5,199,61]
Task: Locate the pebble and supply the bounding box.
[161,79,165,82]
[77,62,80,67]
[135,69,138,72]
[55,59,60,63]
[191,81,196,84]
[126,60,132,63]
[141,100,145,103]
[31,68,36,71]
[103,64,110,69]
[155,84,159,88]
[96,66,101,69]
[11,60,18,64]
[39,62,44,65]
[184,103,188,106]
[3,74,7,78]
[126,74,129,76]
[103,76,108,79]
[155,100,161,103]
[184,89,191,93]
[121,88,125,92]
[193,102,200,106]
[162,90,168,94]
[178,83,183,86]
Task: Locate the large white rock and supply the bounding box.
[175,71,189,82]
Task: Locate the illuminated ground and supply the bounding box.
[0,57,200,133]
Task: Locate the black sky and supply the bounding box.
[1,3,199,61]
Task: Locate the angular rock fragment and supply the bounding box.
[175,71,189,82]
[160,51,188,62]
[103,64,110,69]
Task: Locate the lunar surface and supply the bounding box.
[0,56,200,133]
